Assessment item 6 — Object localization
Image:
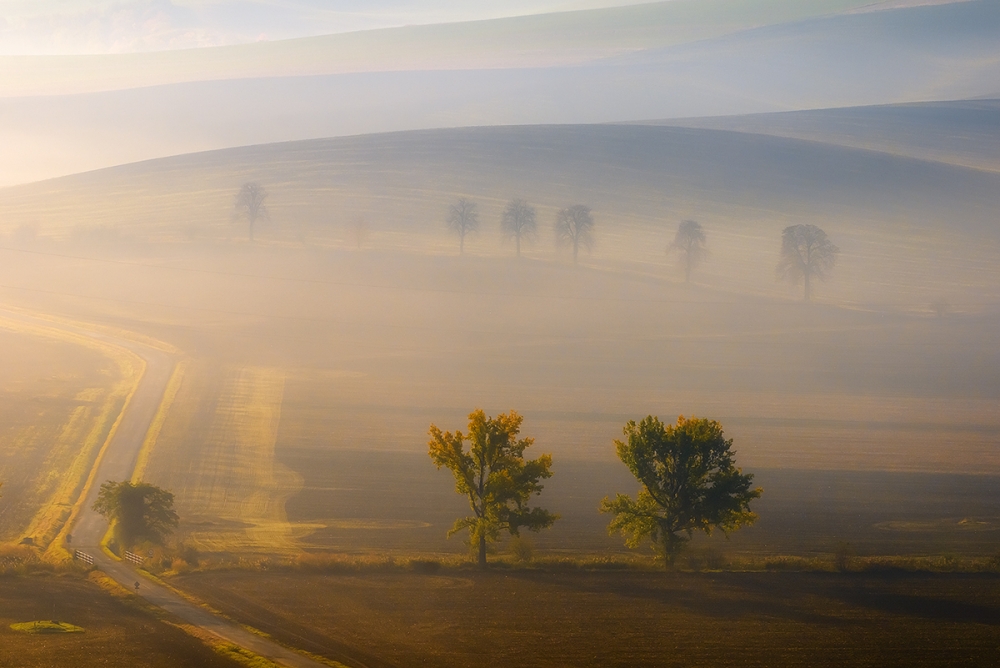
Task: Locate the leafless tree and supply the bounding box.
[447,197,480,254]
[668,219,707,283]
[777,224,839,301]
[500,198,537,258]
[554,204,594,264]
[232,182,269,241]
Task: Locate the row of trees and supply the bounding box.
[448,197,595,263]
[233,184,838,301]
[429,409,761,569]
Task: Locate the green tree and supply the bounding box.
[669,219,707,283]
[428,409,556,568]
[92,480,178,549]
[554,204,594,264]
[777,224,839,301]
[601,416,761,568]
[500,198,536,257]
[447,197,480,254]
[232,182,269,241]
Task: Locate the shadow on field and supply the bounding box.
[829,574,1000,625]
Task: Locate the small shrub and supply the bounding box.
[509,535,534,563]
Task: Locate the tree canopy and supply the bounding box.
[447,197,480,254]
[601,415,760,568]
[554,204,594,264]
[669,219,707,283]
[500,198,537,257]
[92,480,178,549]
[232,182,269,241]
[428,409,556,568]
[777,224,839,301]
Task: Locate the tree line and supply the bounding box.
[233,183,839,301]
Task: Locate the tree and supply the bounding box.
[500,198,536,257]
[92,480,178,549]
[777,224,839,301]
[669,219,707,283]
[428,409,556,568]
[447,197,480,254]
[600,416,761,568]
[554,204,594,264]
[232,182,269,241]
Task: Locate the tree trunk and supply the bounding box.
[460,233,465,255]
[684,253,691,283]
[573,239,579,264]
[516,234,521,258]
[803,270,811,301]
[478,533,487,569]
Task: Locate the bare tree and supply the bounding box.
[668,219,707,283]
[777,224,839,301]
[232,182,268,241]
[554,204,594,264]
[447,197,480,254]
[500,198,536,258]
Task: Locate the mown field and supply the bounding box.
[175,570,1000,667]
[0,319,136,548]
[0,575,243,668]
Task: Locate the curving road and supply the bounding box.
[2,310,338,668]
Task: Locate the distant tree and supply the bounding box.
[554,204,594,264]
[92,481,178,549]
[447,197,480,254]
[428,409,557,569]
[669,219,707,283]
[348,215,370,249]
[500,199,537,257]
[777,224,839,301]
[232,182,269,241]
[601,416,761,569]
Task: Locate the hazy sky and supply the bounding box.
[0,0,660,54]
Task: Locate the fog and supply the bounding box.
[2,4,1000,660]
[2,0,997,186]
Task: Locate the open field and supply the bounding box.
[0,102,996,564]
[0,575,243,668]
[175,570,1000,667]
[0,317,136,547]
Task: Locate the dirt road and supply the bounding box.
[4,311,343,668]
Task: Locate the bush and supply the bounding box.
[509,535,534,563]
[406,559,442,574]
[834,542,855,572]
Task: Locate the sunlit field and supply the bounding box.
[0,318,137,547]
[1,94,999,667]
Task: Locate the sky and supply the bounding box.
[0,0,658,54]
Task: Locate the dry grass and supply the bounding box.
[144,365,306,554]
[0,315,142,551]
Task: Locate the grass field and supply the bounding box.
[175,569,1000,667]
[0,574,244,668]
[0,316,139,548]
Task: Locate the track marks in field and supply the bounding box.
[171,366,307,553]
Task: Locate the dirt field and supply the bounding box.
[0,575,242,668]
[176,570,1000,667]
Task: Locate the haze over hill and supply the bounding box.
[0,102,997,482]
[1,0,996,186]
